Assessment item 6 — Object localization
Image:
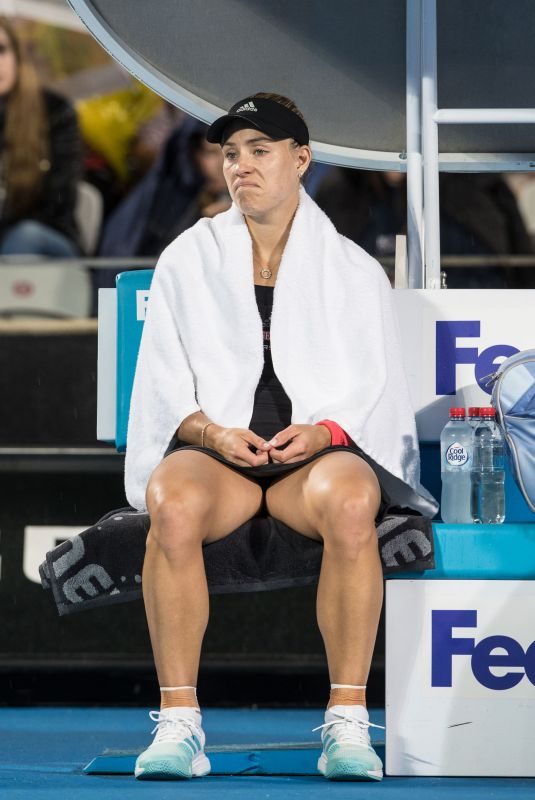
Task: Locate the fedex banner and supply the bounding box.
[394,289,535,441]
[387,580,535,701]
[386,579,535,776]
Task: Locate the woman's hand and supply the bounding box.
[209,426,272,467]
[255,424,331,464]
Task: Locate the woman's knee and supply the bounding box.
[0,221,46,254]
[0,220,78,257]
[316,485,381,552]
[146,477,212,553]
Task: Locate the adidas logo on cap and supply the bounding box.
[235,101,258,113]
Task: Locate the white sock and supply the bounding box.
[160,686,198,691]
[162,705,201,716]
[160,685,200,714]
[328,684,367,717]
[330,683,367,689]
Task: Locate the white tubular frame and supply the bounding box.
[406,0,535,289]
[406,0,424,289]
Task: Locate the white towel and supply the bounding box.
[125,185,439,517]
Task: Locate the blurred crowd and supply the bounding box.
[1,16,534,290]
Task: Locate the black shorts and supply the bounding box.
[163,434,392,524]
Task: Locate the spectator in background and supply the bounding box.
[135,124,231,256]
[315,168,533,288]
[0,17,82,258]
[129,100,186,186]
[99,116,231,262]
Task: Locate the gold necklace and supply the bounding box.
[259,264,272,279]
[251,206,297,281]
[253,250,273,279]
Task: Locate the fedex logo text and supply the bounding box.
[436,321,518,395]
[431,610,535,690]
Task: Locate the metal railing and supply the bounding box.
[406,0,535,289]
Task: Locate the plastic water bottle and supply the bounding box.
[468,407,481,518]
[471,407,505,524]
[440,407,474,523]
[468,406,481,430]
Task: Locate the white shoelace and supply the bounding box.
[312,711,386,749]
[149,709,202,744]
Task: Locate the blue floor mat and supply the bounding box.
[86,743,324,776]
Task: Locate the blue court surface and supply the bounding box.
[2,707,534,799]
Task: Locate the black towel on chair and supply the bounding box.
[39,507,435,616]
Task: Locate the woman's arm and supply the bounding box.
[178,410,223,447]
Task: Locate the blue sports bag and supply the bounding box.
[486,349,535,513]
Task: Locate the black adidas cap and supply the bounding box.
[206,96,309,146]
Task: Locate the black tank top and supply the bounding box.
[248,284,292,441]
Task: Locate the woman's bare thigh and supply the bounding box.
[147,449,264,544]
[264,450,382,541]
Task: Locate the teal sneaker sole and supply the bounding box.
[318,750,383,781]
[135,750,211,780]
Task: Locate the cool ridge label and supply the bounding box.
[445,442,469,465]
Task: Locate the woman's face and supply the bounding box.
[0,27,17,96]
[221,127,311,217]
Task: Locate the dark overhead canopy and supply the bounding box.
[69,0,535,168]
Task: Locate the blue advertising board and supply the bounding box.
[115,269,154,451]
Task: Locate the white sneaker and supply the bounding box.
[134,707,211,780]
[312,704,385,781]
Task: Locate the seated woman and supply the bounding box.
[0,18,81,258]
[125,92,438,783]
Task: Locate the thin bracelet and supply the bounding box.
[201,421,215,447]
